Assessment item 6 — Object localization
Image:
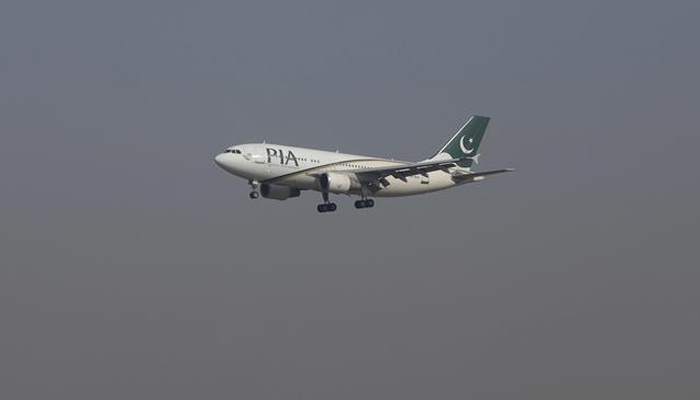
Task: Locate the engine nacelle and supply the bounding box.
[318,172,361,194]
[260,184,301,200]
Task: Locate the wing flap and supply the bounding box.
[451,168,515,182]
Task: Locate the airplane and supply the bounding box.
[214,115,514,213]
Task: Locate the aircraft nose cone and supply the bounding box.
[214,153,226,168]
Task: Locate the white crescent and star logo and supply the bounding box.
[460,136,475,154]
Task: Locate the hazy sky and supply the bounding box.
[1,1,699,399]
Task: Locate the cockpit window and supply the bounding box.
[223,149,242,154]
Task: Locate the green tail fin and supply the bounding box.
[431,115,490,167]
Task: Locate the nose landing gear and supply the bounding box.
[248,180,260,199]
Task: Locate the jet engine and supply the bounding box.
[318,172,361,194]
[260,184,301,200]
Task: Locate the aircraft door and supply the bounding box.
[245,145,266,164]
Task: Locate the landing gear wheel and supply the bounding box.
[355,199,375,209]
[317,203,337,213]
[249,191,259,199]
[317,189,337,213]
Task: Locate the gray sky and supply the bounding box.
[1,1,699,399]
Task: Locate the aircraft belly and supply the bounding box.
[261,167,458,197]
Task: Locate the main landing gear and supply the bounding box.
[248,180,260,199]
[317,203,337,213]
[317,192,376,213]
[354,198,375,209]
[317,190,338,213]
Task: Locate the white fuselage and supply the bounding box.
[214,143,463,197]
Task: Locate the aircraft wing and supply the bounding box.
[347,157,474,183]
[300,157,514,190]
